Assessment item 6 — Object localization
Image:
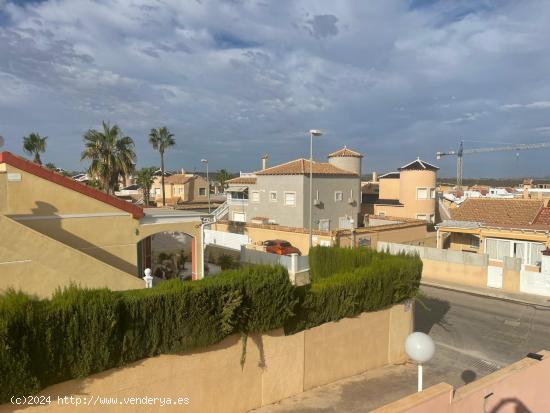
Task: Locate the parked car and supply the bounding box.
[262,240,301,256]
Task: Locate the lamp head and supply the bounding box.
[405,332,435,364]
[309,129,323,136]
[201,159,208,163]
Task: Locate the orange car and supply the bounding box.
[263,240,301,256]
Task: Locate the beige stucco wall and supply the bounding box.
[422,259,487,289]
[328,156,362,176]
[373,383,453,413]
[213,222,333,255]
[304,309,390,390]
[398,170,436,220]
[151,175,209,205]
[373,350,550,413]
[0,215,144,298]
[0,305,412,413]
[0,163,204,292]
[379,178,400,200]
[338,224,430,249]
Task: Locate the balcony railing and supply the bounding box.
[228,199,249,206]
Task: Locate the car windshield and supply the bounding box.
[280,242,291,247]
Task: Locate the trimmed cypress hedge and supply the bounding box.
[308,245,378,280]
[285,247,422,333]
[0,265,296,402]
[0,248,421,402]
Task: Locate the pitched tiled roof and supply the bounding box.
[328,146,363,158]
[163,174,194,185]
[450,198,545,229]
[0,151,144,219]
[256,158,358,176]
[534,208,550,226]
[399,158,439,171]
[227,176,257,185]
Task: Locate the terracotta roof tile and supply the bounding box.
[0,151,144,219]
[256,158,358,176]
[227,176,257,184]
[163,174,194,185]
[534,208,550,226]
[451,198,545,229]
[328,146,363,158]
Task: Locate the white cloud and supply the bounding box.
[1,0,550,178]
[501,101,550,110]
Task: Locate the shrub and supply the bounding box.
[217,254,234,270]
[287,248,422,333]
[0,265,296,403]
[309,245,378,280]
[0,291,44,399]
[0,248,421,402]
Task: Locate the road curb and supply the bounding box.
[421,281,550,309]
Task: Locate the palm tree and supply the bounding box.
[217,169,231,192]
[81,122,136,195]
[23,133,47,164]
[136,167,157,206]
[149,127,175,206]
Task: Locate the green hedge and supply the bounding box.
[0,248,422,403]
[0,265,295,402]
[308,245,378,280]
[287,248,422,333]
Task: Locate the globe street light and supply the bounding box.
[308,129,323,250]
[201,158,211,213]
[405,332,435,392]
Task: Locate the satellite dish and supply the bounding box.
[0,136,4,148]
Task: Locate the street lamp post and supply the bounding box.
[308,129,323,250]
[405,332,435,392]
[201,158,211,213]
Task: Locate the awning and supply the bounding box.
[228,186,248,193]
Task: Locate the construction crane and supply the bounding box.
[436,141,550,188]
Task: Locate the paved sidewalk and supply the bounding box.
[250,363,420,413]
[421,278,550,308]
[252,342,502,412]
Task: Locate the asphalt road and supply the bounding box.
[253,286,550,412]
[418,285,550,378]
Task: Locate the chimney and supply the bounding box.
[372,171,378,182]
[261,154,268,170]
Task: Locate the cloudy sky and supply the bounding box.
[1,0,550,177]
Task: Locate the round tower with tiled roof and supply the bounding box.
[327,146,363,176]
[398,157,439,222]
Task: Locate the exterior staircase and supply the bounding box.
[212,200,229,221]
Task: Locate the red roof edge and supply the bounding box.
[0,151,144,219]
